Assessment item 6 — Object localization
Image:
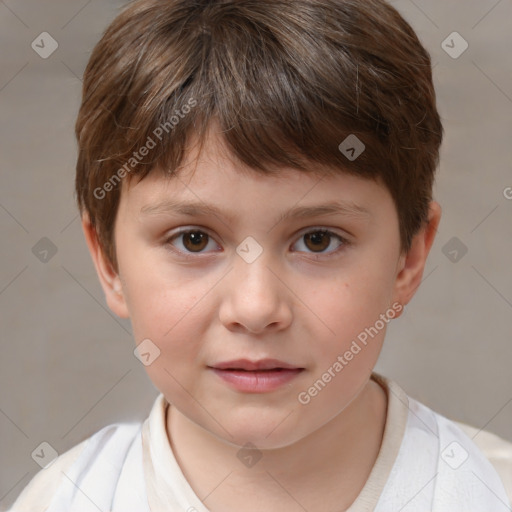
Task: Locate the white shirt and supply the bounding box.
[8,372,512,511]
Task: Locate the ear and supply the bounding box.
[391,201,441,314]
[81,212,130,319]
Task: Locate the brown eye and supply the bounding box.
[167,229,217,255]
[181,231,209,252]
[303,231,331,252]
[292,229,347,256]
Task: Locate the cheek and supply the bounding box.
[312,266,394,356]
[304,281,389,406]
[120,249,211,353]
[124,270,210,394]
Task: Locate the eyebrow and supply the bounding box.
[140,199,371,224]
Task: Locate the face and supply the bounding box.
[91,127,428,450]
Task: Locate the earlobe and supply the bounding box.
[81,213,130,319]
[391,201,442,310]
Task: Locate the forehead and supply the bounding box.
[119,124,394,223]
[119,170,397,241]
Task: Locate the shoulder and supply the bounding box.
[374,377,512,512]
[453,420,512,505]
[8,438,88,512]
[8,422,142,512]
[407,397,511,509]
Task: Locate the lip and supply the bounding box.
[210,367,304,393]
[210,358,302,371]
[208,359,305,393]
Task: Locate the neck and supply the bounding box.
[166,376,387,511]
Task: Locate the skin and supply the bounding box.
[83,123,441,511]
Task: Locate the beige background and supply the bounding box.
[1,0,511,509]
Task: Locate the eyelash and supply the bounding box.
[164,227,351,261]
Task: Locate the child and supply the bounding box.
[9,0,512,510]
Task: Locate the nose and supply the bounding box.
[218,252,293,334]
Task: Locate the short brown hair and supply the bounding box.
[75,0,443,270]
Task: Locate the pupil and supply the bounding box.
[185,231,207,251]
[306,232,329,252]
[189,232,202,244]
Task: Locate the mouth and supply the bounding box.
[207,359,305,393]
[209,358,304,372]
[218,368,296,372]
